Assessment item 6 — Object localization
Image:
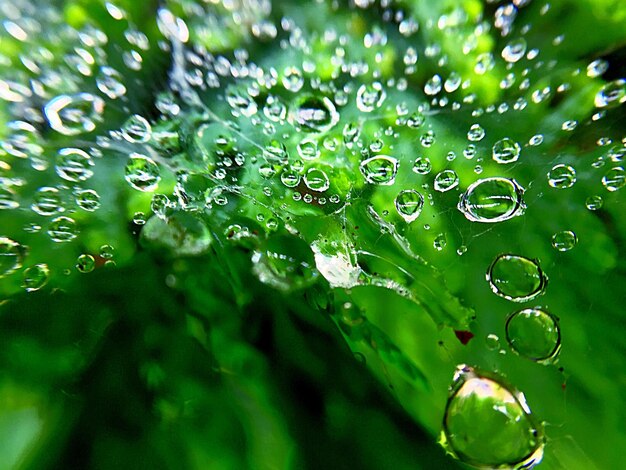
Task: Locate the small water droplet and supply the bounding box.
[585,194,603,210]
[304,168,330,192]
[360,155,398,185]
[502,38,527,63]
[22,264,49,292]
[595,79,626,108]
[48,216,78,243]
[487,254,547,302]
[290,95,339,133]
[467,124,485,142]
[76,254,95,273]
[122,115,152,143]
[548,164,576,189]
[505,307,561,362]
[0,237,25,277]
[551,231,577,251]
[434,170,459,192]
[395,189,424,223]
[282,66,304,92]
[75,189,101,212]
[56,148,94,182]
[492,138,521,164]
[44,93,105,135]
[413,156,432,175]
[356,82,386,112]
[125,153,161,192]
[32,187,64,216]
[485,334,501,350]
[601,166,625,191]
[458,177,525,223]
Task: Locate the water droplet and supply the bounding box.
[32,187,64,216]
[587,59,608,78]
[434,233,447,251]
[407,111,425,128]
[75,189,101,212]
[297,139,320,160]
[440,365,544,469]
[548,164,576,189]
[290,95,339,133]
[551,231,577,251]
[395,189,424,222]
[444,72,462,93]
[0,237,25,277]
[157,8,189,43]
[425,74,442,95]
[356,82,386,112]
[125,153,161,192]
[44,93,105,135]
[22,264,49,292]
[485,334,501,350]
[434,170,459,192]
[304,168,330,192]
[96,66,126,99]
[56,148,94,182]
[601,166,625,191]
[0,187,19,210]
[282,66,304,92]
[360,155,398,185]
[474,53,495,75]
[585,194,603,210]
[47,216,78,243]
[505,308,561,362]
[76,254,95,273]
[413,156,432,175]
[502,38,527,63]
[122,115,152,143]
[280,168,301,188]
[467,124,485,142]
[492,138,521,164]
[458,177,525,223]
[487,254,547,302]
[595,79,626,108]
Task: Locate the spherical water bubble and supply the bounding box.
[125,153,161,192]
[263,95,287,122]
[467,124,485,142]
[56,148,94,182]
[290,95,339,133]
[0,187,19,210]
[0,237,24,277]
[444,72,462,93]
[492,138,521,164]
[424,74,442,95]
[395,189,424,223]
[407,111,425,128]
[48,217,78,242]
[602,167,626,191]
[297,139,320,160]
[121,115,152,143]
[506,308,561,362]
[359,155,398,185]
[585,194,603,210]
[551,230,577,251]
[22,264,49,292]
[32,187,64,216]
[226,89,258,117]
[100,244,115,259]
[76,254,95,273]
[304,168,330,192]
[413,156,432,175]
[280,168,301,188]
[595,79,626,108]
[587,59,609,78]
[434,170,459,192]
[282,66,304,92]
[485,334,501,351]
[458,177,525,223]
[75,189,101,212]
[356,82,386,112]
[96,66,126,99]
[487,254,547,302]
[502,38,527,63]
[440,365,544,469]
[474,52,495,75]
[44,93,105,135]
[434,233,447,251]
[548,164,576,189]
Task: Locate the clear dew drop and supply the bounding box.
[458,177,525,223]
[0,237,25,277]
[44,93,105,135]
[359,155,398,185]
[505,308,561,362]
[356,82,386,112]
[548,164,577,189]
[444,72,462,93]
[440,365,544,469]
[22,264,50,292]
[297,139,320,160]
[47,216,78,243]
[601,166,625,191]
[467,124,485,142]
[585,194,604,210]
[304,168,330,192]
[56,148,94,182]
[282,66,304,92]
[76,254,95,273]
[492,138,521,164]
[502,38,527,63]
[122,115,152,143]
[594,79,626,108]
[75,189,101,212]
[434,170,459,192]
[96,66,126,99]
[551,230,577,251]
[413,156,432,175]
[0,187,19,210]
[32,187,64,216]
[487,254,547,302]
[125,153,161,192]
[424,74,443,95]
[395,189,424,223]
[290,95,339,133]
[485,334,501,351]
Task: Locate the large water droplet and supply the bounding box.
[0,237,25,277]
[56,148,94,182]
[122,115,152,143]
[22,264,50,292]
[395,189,424,223]
[304,168,330,192]
[492,138,521,164]
[413,156,432,175]
[44,93,105,135]
[458,177,525,223]
[594,79,626,108]
[356,82,386,112]
[502,38,527,63]
[360,155,398,185]
[290,95,339,133]
[548,164,576,189]
[125,153,161,192]
[467,124,485,142]
[505,308,561,362]
[487,254,547,302]
[601,166,625,191]
[32,187,64,216]
[48,216,78,242]
[441,365,544,469]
